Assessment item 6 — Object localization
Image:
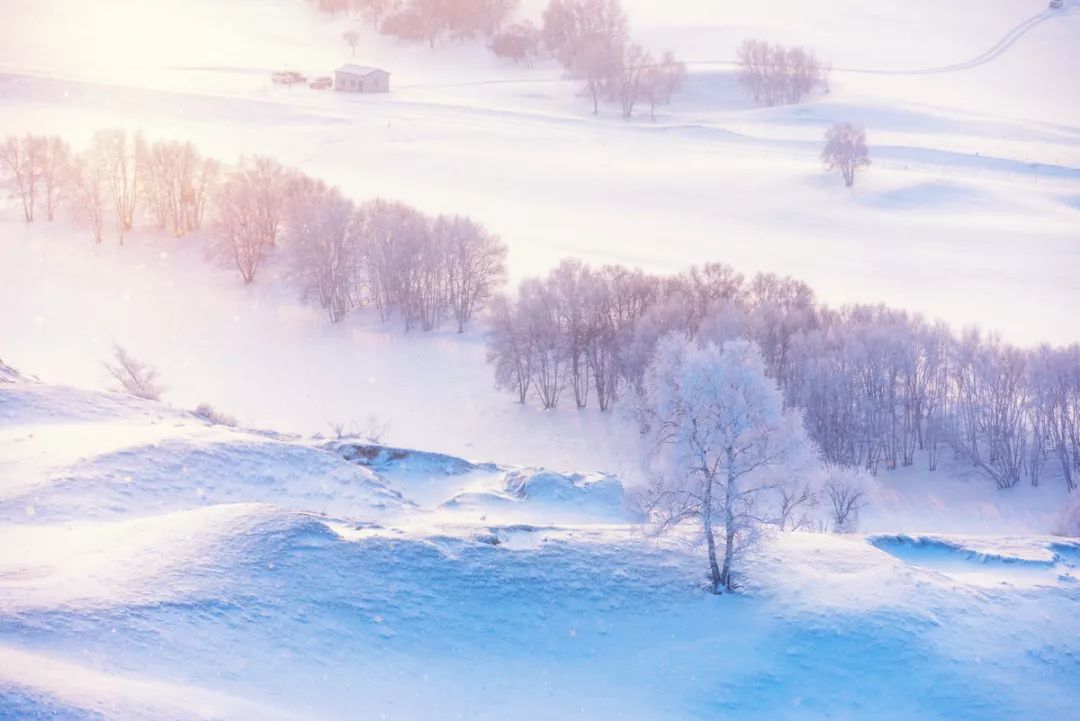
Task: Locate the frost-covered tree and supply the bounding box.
[285,183,365,322]
[436,214,507,332]
[210,157,290,284]
[359,199,439,331]
[638,336,811,593]
[822,123,870,187]
[519,277,567,409]
[487,293,533,403]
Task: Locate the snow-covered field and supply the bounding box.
[2,0,1079,718]
[2,370,1078,720]
[1,0,1078,475]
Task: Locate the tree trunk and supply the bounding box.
[702,471,723,594]
[719,447,737,591]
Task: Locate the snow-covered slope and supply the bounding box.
[1,373,1078,720]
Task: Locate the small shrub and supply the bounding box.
[193,403,238,427]
[104,344,164,401]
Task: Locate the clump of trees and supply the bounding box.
[488,260,657,410]
[540,0,685,117]
[736,39,827,106]
[0,134,72,223]
[139,138,220,237]
[306,0,687,118]
[324,0,520,48]
[490,21,542,66]
[210,157,292,284]
[284,190,508,327]
[488,259,1080,497]
[822,122,870,187]
[2,127,505,334]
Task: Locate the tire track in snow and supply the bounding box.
[838,9,1077,75]
[682,8,1078,77]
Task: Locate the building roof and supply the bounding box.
[335,64,389,77]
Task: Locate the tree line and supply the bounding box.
[0,130,507,332]
[487,260,1080,492]
[735,38,830,107]
[312,0,687,119]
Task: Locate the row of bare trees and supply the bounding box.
[0,134,70,222]
[280,182,507,328]
[1,131,219,245]
[2,128,505,333]
[317,0,518,49]
[736,39,829,106]
[488,260,1080,492]
[190,150,509,330]
[539,0,686,117]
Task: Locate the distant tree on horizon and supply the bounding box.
[822,122,870,187]
[343,29,360,56]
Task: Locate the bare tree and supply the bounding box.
[822,466,874,533]
[0,134,41,222]
[518,277,567,409]
[38,136,71,221]
[209,157,290,284]
[436,215,508,332]
[613,43,651,118]
[286,183,365,323]
[140,139,219,237]
[641,51,686,120]
[104,344,165,401]
[575,33,623,115]
[487,294,533,403]
[68,152,109,244]
[91,129,140,242]
[344,29,360,56]
[822,123,870,187]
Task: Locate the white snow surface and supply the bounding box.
[1,1,1080,716]
[1,374,1079,720]
[0,0,1078,479]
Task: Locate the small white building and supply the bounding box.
[334,65,390,94]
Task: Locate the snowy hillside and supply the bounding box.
[1,0,1078,479]
[2,371,1079,721]
[1,1,1079,718]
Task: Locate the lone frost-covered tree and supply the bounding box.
[822,122,869,187]
[638,335,811,593]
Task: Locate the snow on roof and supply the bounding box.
[335,64,389,77]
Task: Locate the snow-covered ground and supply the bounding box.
[2,0,1079,717]
[2,370,1078,721]
[0,0,1078,477]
